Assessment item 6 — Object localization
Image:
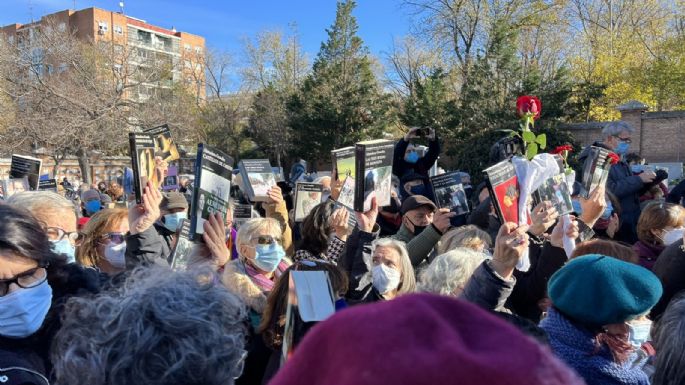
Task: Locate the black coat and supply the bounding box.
[651,238,685,319]
[0,263,101,379]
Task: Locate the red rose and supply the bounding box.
[551,145,573,155]
[516,96,542,120]
[607,152,620,165]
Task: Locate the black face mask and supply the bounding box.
[407,217,427,236]
[413,225,427,236]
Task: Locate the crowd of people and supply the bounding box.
[1,123,684,385]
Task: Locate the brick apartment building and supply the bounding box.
[0,6,206,101]
[564,101,685,164]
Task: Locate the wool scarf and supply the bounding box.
[540,308,649,385]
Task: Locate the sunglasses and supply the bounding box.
[250,235,283,246]
[102,232,126,245]
[614,135,632,144]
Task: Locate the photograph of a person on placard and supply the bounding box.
[195,191,207,232]
[451,187,469,215]
[363,169,378,210]
[375,166,392,207]
[155,132,179,161]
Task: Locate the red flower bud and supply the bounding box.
[516,96,542,120]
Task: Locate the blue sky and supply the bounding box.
[1,0,412,59]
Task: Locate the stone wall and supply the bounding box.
[563,101,685,163]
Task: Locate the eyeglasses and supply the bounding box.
[102,232,126,245]
[614,136,632,144]
[0,265,48,297]
[250,235,283,246]
[46,227,80,244]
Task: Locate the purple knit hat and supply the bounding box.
[269,294,584,385]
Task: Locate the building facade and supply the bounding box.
[1,7,206,101]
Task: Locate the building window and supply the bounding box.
[184,44,191,52]
[114,25,123,35]
[98,22,108,35]
[194,46,202,54]
[137,30,151,45]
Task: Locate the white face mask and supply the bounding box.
[627,319,652,348]
[103,241,126,269]
[662,228,684,246]
[372,264,401,294]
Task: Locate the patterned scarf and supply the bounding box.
[243,260,289,292]
[540,308,649,385]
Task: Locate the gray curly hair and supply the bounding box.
[652,294,685,385]
[51,266,248,385]
[418,248,487,296]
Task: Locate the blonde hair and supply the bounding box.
[236,217,283,258]
[371,238,416,295]
[76,208,128,267]
[437,225,492,255]
[418,248,486,295]
[637,202,685,245]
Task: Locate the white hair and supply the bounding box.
[652,294,685,385]
[418,248,487,295]
[6,191,76,218]
[371,238,416,294]
[51,266,247,385]
[235,217,282,256]
[602,121,634,137]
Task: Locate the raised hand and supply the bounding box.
[355,197,379,233]
[491,223,530,279]
[129,182,162,235]
[202,212,230,269]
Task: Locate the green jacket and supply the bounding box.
[391,223,442,267]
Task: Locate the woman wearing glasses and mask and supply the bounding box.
[76,208,129,275]
[221,217,291,385]
[0,205,101,381]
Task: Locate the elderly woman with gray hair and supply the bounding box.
[577,121,658,243]
[51,266,248,385]
[342,198,417,304]
[418,248,486,296]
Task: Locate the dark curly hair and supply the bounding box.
[259,260,349,351]
[298,200,336,256]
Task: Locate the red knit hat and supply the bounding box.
[269,294,584,385]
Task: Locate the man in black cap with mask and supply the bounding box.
[391,195,455,268]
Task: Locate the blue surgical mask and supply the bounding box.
[0,280,53,338]
[572,200,582,215]
[601,201,613,220]
[405,152,420,164]
[51,239,76,264]
[616,142,630,155]
[85,200,101,215]
[253,243,286,273]
[163,212,187,232]
[627,319,652,349]
[630,164,645,173]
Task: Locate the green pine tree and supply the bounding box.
[288,0,389,163]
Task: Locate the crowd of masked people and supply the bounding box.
[1,123,684,385]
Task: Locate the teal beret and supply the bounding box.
[548,254,663,326]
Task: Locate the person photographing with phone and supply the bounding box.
[393,127,441,181]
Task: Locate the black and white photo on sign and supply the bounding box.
[248,172,276,196]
